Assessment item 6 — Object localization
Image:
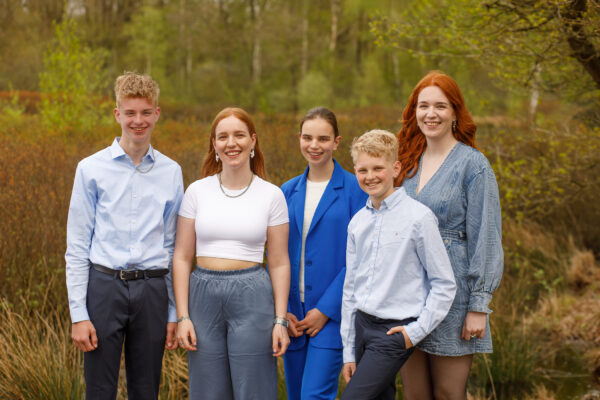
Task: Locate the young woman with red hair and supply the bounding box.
[172,107,291,399]
[397,72,504,399]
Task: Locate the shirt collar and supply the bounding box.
[365,187,407,211]
[110,137,155,162]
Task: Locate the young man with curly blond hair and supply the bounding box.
[66,72,183,399]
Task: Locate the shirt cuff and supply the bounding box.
[167,305,177,323]
[468,292,493,314]
[343,346,356,363]
[403,321,427,346]
[70,307,90,324]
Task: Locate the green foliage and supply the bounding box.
[371,0,600,101]
[484,120,600,251]
[297,71,333,111]
[0,89,26,128]
[39,18,112,134]
[353,54,392,106]
[470,321,539,398]
[121,5,171,83]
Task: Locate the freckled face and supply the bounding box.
[299,118,341,169]
[416,86,456,142]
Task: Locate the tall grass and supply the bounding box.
[0,300,84,399]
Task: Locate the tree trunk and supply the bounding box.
[329,0,340,71]
[563,0,600,89]
[250,0,265,85]
[301,0,308,78]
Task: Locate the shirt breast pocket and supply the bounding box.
[379,228,410,248]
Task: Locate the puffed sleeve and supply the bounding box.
[465,162,504,314]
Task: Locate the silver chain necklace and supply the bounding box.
[135,147,156,174]
[218,172,254,198]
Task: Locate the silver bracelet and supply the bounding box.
[177,316,191,323]
[273,316,289,328]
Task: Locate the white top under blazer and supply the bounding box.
[178,174,289,263]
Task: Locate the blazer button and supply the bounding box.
[306,260,312,266]
[306,285,312,291]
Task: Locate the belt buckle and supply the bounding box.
[119,270,127,280]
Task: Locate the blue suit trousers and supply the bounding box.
[284,303,343,400]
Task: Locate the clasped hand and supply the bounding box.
[287,308,328,338]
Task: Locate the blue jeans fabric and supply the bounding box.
[284,303,343,400]
[187,265,277,400]
[341,311,416,400]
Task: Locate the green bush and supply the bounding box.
[39,18,112,134]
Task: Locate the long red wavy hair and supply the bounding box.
[396,71,477,186]
[200,107,267,179]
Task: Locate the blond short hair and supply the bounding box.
[351,129,398,164]
[114,72,159,107]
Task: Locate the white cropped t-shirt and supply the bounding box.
[178,174,289,263]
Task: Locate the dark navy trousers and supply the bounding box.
[341,311,416,400]
[84,266,168,400]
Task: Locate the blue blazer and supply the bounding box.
[281,160,367,350]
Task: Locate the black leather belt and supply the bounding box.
[92,263,168,281]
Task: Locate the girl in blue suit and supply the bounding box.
[281,107,367,400]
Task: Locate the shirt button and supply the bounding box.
[133,194,137,198]
[444,239,449,244]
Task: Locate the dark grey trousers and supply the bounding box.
[188,265,277,400]
[84,266,168,400]
[341,310,416,400]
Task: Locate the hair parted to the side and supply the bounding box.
[300,107,340,137]
[396,71,476,186]
[200,107,267,179]
[351,129,399,164]
[114,72,159,107]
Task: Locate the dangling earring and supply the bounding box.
[250,149,255,159]
[452,120,457,132]
[215,153,220,162]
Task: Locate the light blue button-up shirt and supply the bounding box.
[341,187,456,363]
[65,138,184,323]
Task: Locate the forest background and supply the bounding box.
[0,0,599,399]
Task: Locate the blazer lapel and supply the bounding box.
[308,161,344,235]
[292,167,309,238]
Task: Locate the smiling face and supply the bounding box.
[354,152,401,209]
[212,115,257,171]
[416,85,456,142]
[299,117,341,170]
[114,97,160,148]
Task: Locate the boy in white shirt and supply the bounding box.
[340,129,456,399]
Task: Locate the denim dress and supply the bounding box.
[402,142,503,356]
